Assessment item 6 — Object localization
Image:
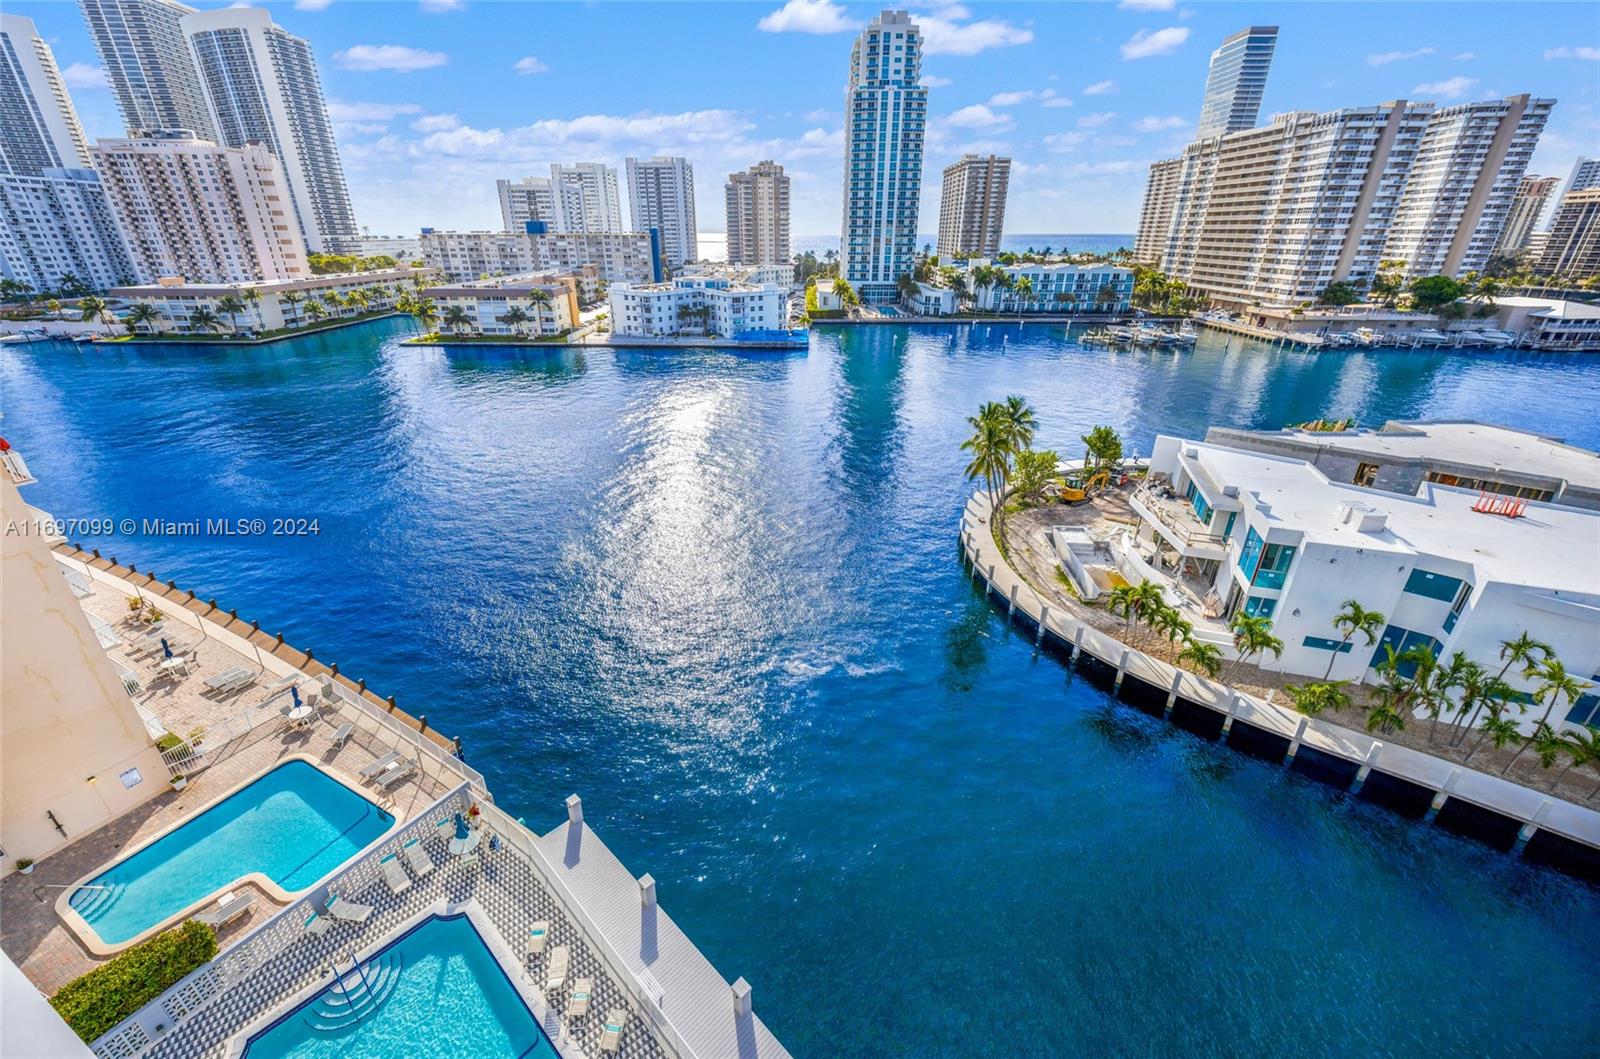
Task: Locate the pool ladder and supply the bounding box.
[328,948,378,1026]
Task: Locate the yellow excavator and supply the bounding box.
[1059,469,1111,504]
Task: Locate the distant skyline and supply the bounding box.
[15,0,1599,237]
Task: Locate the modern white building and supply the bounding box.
[1537,187,1600,278]
[1195,26,1279,139]
[181,6,357,253]
[422,274,580,338]
[724,160,791,267]
[1492,175,1559,257]
[608,277,788,339]
[352,234,422,261]
[626,156,697,271]
[550,162,624,233]
[1131,434,1600,730]
[0,14,93,177]
[969,262,1134,313]
[0,168,138,292]
[840,9,927,304]
[497,176,561,230]
[92,130,308,283]
[419,227,662,286]
[902,281,957,316]
[936,154,1009,260]
[1139,95,1552,307]
[110,266,433,333]
[76,0,216,140]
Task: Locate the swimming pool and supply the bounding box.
[243,914,557,1059]
[69,760,393,946]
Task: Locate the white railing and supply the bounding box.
[316,678,490,798]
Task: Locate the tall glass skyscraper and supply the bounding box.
[1195,26,1278,140]
[77,0,216,140]
[840,9,926,304]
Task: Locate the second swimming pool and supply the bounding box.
[70,760,393,945]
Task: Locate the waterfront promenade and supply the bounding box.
[959,493,1600,877]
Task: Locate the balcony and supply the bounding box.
[1130,483,1229,559]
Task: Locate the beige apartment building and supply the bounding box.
[91,130,307,284]
[110,266,433,333]
[936,154,1009,259]
[725,160,791,267]
[1537,187,1600,278]
[420,228,661,285]
[1492,174,1559,257]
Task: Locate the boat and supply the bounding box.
[73,334,97,344]
[1463,328,1517,348]
[0,328,50,344]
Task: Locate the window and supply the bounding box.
[1403,568,1463,603]
[1252,543,1296,589]
[1237,526,1264,579]
[1304,635,1353,653]
[1354,462,1379,486]
[1244,596,1276,618]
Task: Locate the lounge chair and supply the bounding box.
[304,910,332,936]
[331,722,354,748]
[600,1011,627,1053]
[567,978,593,1018]
[326,894,374,923]
[359,751,403,780]
[403,837,435,877]
[379,853,411,894]
[204,666,256,694]
[197,891,255,927]
[372,759,416,791]
[545,945,570,991]
[527,920,550,956]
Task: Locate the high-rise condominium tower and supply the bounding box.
[725,161,791,267]
[550,162,624,233]
[0,14,93,176]
[92,130,308,283]
[182,6,357,253]
[626,156,697,269]
[841,9,926,303]
[77,0,216,140]
[1195,26,1278,139]
[1538,187,1600,277]
[936,154,1009,259]
[1492,175,1559,256]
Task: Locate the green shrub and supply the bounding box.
[50,920,217,1043]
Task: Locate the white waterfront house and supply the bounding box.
[970,262,1134,313]
[608,276,788,339]
[1129,435,1600,729]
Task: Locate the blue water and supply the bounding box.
[244,915,555,1059]
[71,761,392,945]
[7,320,1600,1054]
[789,231,1132,257]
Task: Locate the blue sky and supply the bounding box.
[18,0,1600,238]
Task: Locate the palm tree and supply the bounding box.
[1225,612,1283,680]
[831,276,859,309]
[961,401,1013,527]
[215,294,246,333]
[1120,581,1166,645]
[187,306,222,334]
[124,303,160,335]
[1176,637,1223,678]
[1096,282,1120,312]
[242,286,262,322]
[1000,395,1037,452]
[1529,657,1588,731]
[498,306,531,336]
[77,294,111,331]
[280,290,304,328]
[1449,664,1513,747]
[411,297,438,331]
[1502,722,1565,779]
[441,305,472,335]
[321,292,343,318]
[1284,681,1351,717]
[1323,599,1385,679]
[896,273,920,304]
[1550,726,1599,792]
[1464,705,1520,763]
[1494,632,1551,685]
[305,301,328,323]
[1013,276,1035,311]
[527,289,554,333]
[1149,603,1191,648]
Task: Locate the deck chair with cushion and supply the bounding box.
[567,979,593,1019]
[379,854,411,895]
[545,945,570,992]
[325,893,374,922]
[600,1011,627,1053]
[403,837,435,877]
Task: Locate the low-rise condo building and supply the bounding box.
[679,260,793,287]
[110,266,433,333]
[1128,435,1600,726]
[420,225,663,286]
[608,276,788,338]
[422,273,580,337]
[970,262,1134,313]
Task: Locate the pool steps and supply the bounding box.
[306,951,404,1031]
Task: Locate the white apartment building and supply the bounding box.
[111,266,432,333]
[497,176,560,230]
[77,0,216,140]
[1537,187,1600,278]
[92,131,307,283]
[550,162,624,233]
[1140,96,1551,307]
[422,274,580,338]
[626,156,697,271]
[936,154,1009,260]
[1492,175,1559,257]
[608,277,788,339]
[680,261,792,287]
[0,14,93,177]
[0,168,139,292]
[352,234,421,261]
[725,160,791,267]
[1195,26,1278,139]
[419,228,662,286]
[1130,435,1600,731]
[968,262,1134,313]
[182,7,357,253]
[841,10,927,304]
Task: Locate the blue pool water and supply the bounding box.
[71,761,392,945]
[7,321,1600,1053]
[243,915,555,1059]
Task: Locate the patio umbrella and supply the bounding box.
[454,812,469,841]
[161,638,172,659]
[291,686,302,709]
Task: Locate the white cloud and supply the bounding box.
[922,75,953,88]
[294,0,334,9]
[1067,160,1141,176]
[326,99,424,121]
[412,113,460,132]
[1041,97,1073,108]
[1082,79,1117,95]
[1117,0,1176,9]
[987,91,1033,107]
[1120,27,1188,60]
[513,56,549,75]
[337,122,389,136]
[419,0,464,11]
[334,45,448,72]
[61,62,107,90]
[1044,131,1085,151]
[919,9,1034,56]
[1134,115,1186,132]
[1414,76,1478,99]
[1368,46,1434,65]
[1452,51,1476,60]
[1077,111,1117,128]
[1544,46,1600,60]
[944,104,1012,129]
[757,0,860,34]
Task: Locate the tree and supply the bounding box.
[1503,722,1564,779]
[280,290,304,328]
[1464,705,1520,764]
[1323,599,1385,679]
[1551,726,1599,792]
[1316,281,1361,307]
[1284,681,1351,717]
[1011,449,1062,506]
[527,288,554,333]
[1080,425,1123,478]
[305,300,328,322]
[896,274,920,303]
[498,306,531,336]
[215,294,246,333]
[1013,275,1035,310]
[0,278,36,303]
[1149,604,1192,648]
[1408,274,1467,312]
[78,295,111,329]
[1370,259,1407,307]
[410,296,438,331]
[125,303,160,335]
[1225,612,1282,680]
[831,276,859,309]
[1529,656,1588,731]
[187,306,222,334]
[962,402,1014,528]
[441,305,472,335]
[1177,637,1223,678]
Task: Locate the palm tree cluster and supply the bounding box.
[960,396,1037,534]
[1131,266,1202,316]
[1105,581,1223,678]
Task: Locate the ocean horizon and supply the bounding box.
[696,232,1134,261]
